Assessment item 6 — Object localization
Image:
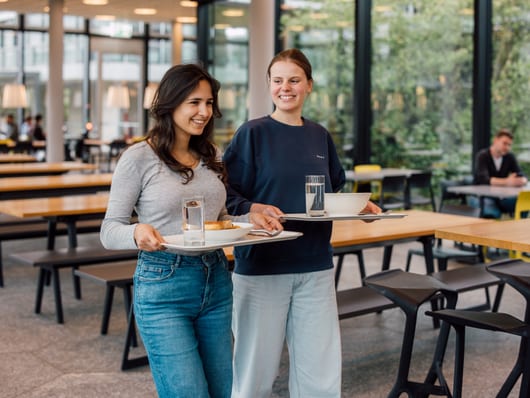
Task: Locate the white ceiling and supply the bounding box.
[0,0,198,24]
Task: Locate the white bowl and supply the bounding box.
[324,193,371,216]
[205,222,253,243]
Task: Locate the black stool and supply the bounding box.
[364,269,457,397]
[426,259,530,398]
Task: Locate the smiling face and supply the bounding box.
[268,60,313,118]
[172,79,214,140]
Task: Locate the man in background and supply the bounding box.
[473,128,528,218]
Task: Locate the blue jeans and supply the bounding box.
[134,249,233,398]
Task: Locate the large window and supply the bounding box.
[206,1,250,149]
[492,1,530,174]
[282,0,355,169]
[371,0,474,179]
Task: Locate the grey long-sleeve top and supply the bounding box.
[100,141,248,253]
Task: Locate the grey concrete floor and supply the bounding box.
[0,233,525,397]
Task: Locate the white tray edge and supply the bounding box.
[162,230,303,252]
[281,213,407,221]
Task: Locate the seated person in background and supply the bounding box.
[472,128,528,218]
[30,114,46,141]
[3,114,19,142]
[20,115,32,141]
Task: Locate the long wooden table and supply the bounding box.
[0,193,109,249]
[0,153,37,163]
[0,173,113,200]
[435,218,530,253]
[0,161,97,177]
[226,210,491,274]
[447,184,530,217]
[345,168,421,182]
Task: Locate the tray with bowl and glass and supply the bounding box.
[162,220,302,252]
[281,192,407,221]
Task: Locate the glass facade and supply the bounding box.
[0,12,197,142]
[491,1,530,174]
[1,2,529,179]
[282,0,355,169]
[206,1,250,149]
[371,0,474,181]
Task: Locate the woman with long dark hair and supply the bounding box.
[101,63,281,398]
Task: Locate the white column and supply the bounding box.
[248,1,275,119]
[47,0,64,162]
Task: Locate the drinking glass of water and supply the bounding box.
[305,175,325,216]
[182,195,205,246]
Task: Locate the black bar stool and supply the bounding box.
[426,259,530,398]
[364,269,457,397]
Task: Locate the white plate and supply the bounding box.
[281,212,407,221]
[162,230,303,252]
[205,222,253,242]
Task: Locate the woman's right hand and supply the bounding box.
[250,202,284,218]
[134,223,166,251]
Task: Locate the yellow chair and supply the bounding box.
[510,191,530,261]
[352,164,382,199]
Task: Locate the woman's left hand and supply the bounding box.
[362,201,382,214]
[249,212,284,231]
[360,201,382,223]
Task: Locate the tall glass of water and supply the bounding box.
[305,175,325,216]
[182,195,205,246]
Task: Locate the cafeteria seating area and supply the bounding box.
[1,231,526,397]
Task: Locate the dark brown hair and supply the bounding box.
[266,48,313,82]
[495,128,514,140]
[146,63,226,184]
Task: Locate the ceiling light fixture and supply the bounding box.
[2,83,28,108]
[83,0,109,5]
[176,16,197,24]
[222,9,244,17]
[180,1,197,7]
[95,15,115,20]
[134,8,157,16]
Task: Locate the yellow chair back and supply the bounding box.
[510,190,530,261]
[352,164,382,199]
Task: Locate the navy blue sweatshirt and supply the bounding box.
[223,116,346,275]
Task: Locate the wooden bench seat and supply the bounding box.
[337,286,396,319]
[0,218,103,287]
[74,261,136,335]
[9,246,138,324]
[74,261,148,370]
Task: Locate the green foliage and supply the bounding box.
[281,0,530,194]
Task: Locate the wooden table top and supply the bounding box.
[330,209,490,248]
[0,193,109,218]
[224,210,491,262]
[0,161,97,177]
[0,153,37,163]
[435,218,530,253]
[447,184,530,199]
[345,168,420,181]
[0,173,113,193]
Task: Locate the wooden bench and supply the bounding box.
[9,246,138,324]
[337,286,396,319]
[74,261,148,370]
[74,261,137,335]
[0,218,103,287]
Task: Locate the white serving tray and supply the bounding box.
[162,230,303,252]
[280,212,407,221]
